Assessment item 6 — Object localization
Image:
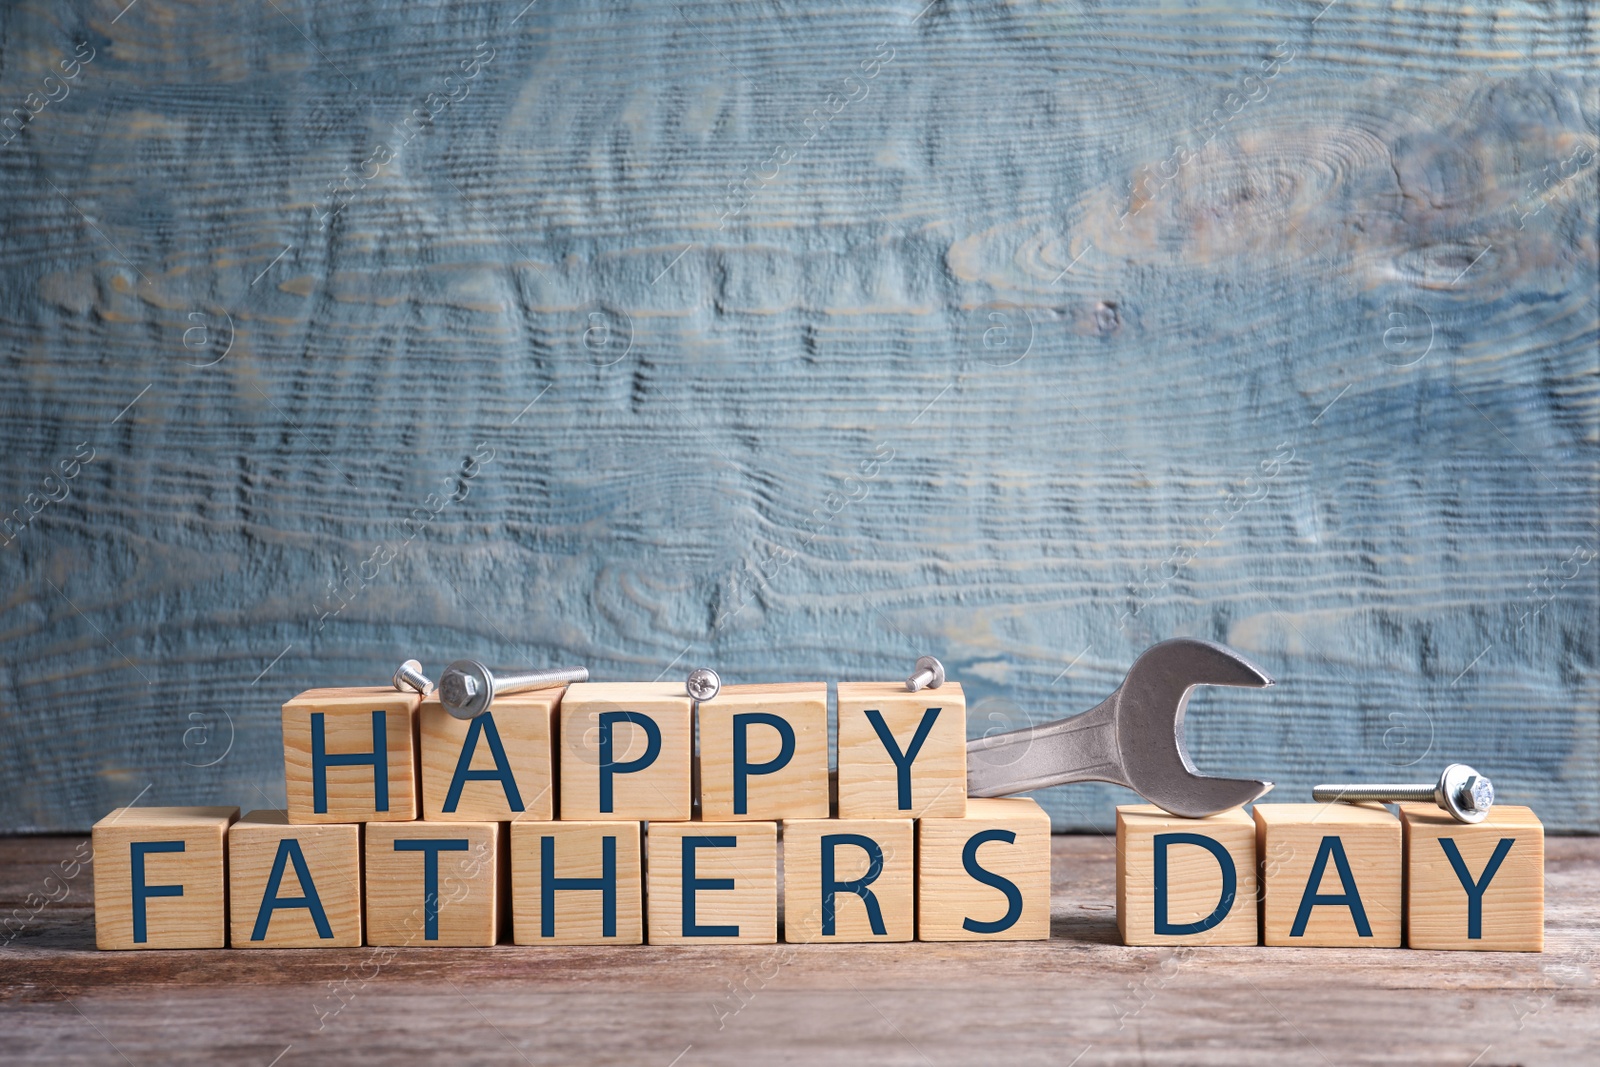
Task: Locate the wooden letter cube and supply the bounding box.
[420,689,558,822]
[783,818,913,943]
[1255,803,1401,947]
[365,821,503,946]
[917,797,1050,941]
[1116,805,1257,946]
[836,681,966,819]
[559,683,692,821]
[93,806,237,950]
[509,821,643,945]
[282,687,421,824]
[228,810,362,948]
[646,822,777,944]
[1401,803,1543,951]
[698,683,829,821]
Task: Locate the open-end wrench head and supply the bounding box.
[1115,638,1274,818]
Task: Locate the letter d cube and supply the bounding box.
[1116,805,1257,946]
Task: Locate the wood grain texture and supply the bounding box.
[698,682,831,821]
[90,806,236,950]
[1401,802,1544,952]
[281,687,421,824]
[645,820,777,944]
[5,834,1600,1063]
[783,817,914,943]
[508,820,644,945]
[559,682,693,821]
[1256,802,1402,948]
[419,690,558,822]
[0,1,1595,834]
[227,809,362,948]
[364,820,503,946]
[1116,804,1258,946]
[837,681,967,818]
[917,796,1051,940]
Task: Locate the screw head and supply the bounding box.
[1437,762,1493,824]
[392,658,432,695]
[439,659,494,719]
[686,667,721,702]
[908,655,945,691]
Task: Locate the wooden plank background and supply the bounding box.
[0,0,1594,832]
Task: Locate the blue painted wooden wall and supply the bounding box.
[0,0,1594,831]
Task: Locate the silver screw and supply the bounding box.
[438,660,589,720]
[905,655,945,693]
[686,667,721,702]
[1312,762,1495,824]
[391,659,434,696]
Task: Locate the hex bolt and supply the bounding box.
[391,659,434,696]
[1312,762,1495,824]
[438,660,589,720]
[686,667,721,703]
[905,655,945,693]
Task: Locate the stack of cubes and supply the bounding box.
[93,678,1053,948]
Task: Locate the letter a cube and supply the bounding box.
[1401,803,1543,951]
[1116,805,1257,946]
[1255,803,1401,947]
[836,681,966,819]
[560,683,692,821]
[228,810,362,947]
[917,798,1050,941]
[282,687,421,823]
[420,689,558,821]
[510,821,644,945]
[93,806,238,949]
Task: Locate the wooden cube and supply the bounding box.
[419,689,558,822]
[917,797,1049,941]
[559,682,692,821]
[1255,803,1401,947]
[1116,805,1257,946]
[836,681,966,819]
[365,821,503,946]
[92,806,237,949]
[1401,803,1544,951]
[228,810,362,948]
[698,683,829,821]
[509,821,643,945]
[646,821,777,944]
[783,818,913,943]
[282,687,421,824]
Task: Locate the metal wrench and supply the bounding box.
[966,639,1275,818]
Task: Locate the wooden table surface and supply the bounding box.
[3,833,1596,1065]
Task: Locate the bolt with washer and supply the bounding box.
[1312,762,1495,824]
[392,659,434,696]
[686,667,721,703]
[438,660,589,720]
[905,655,945,693]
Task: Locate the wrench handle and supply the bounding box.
[965,698,1127,797]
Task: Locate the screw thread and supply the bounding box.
[1312,783,1435,804]
[495,665,589,694]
